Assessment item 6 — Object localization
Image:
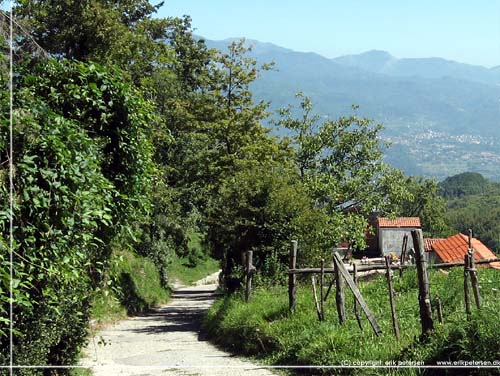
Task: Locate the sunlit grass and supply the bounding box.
[203,268,500,374]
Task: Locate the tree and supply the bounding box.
[439,172,491,199]
[13,0,172,84]
[445,181,500,252]
[207,162,331,286]
[274,93,408,248]
[393,176,451,237]
[0,59,157,367]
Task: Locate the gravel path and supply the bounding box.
[80,273,276,375]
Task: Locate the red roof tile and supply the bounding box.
[424,238,445,252]
[377,217,421,228]
[432,233,500,268]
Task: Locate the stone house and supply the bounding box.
[375,217,422,257]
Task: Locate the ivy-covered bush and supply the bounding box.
[0,59,156,371]
[27,59,156,228]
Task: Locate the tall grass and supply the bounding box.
[90,249,170,325]
[203,268,500,375]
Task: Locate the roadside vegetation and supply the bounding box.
[203,268,500,374]
[89,231,219,326]
[89,249,170,326]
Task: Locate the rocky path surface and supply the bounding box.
[80,272,276,375]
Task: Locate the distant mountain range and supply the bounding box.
[332,50,500,86]
[204,38,500,181]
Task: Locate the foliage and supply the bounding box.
[2,99,112,368]
[440,172,492,199]
[203,268,500,374]
[446,194,500,253]
[207,165,331,284]
[91,249,170,321]
[442,172,500,252]
[0,59,156,370]
[23,59,156,226]
[274,94,412,249]
[392,176,452,237]
[13,0,172,84]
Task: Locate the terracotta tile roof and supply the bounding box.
[424,238,445,252]
[377,217,421,228]
[432,233,500,269]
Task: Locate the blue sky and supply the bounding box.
[155,0,500,68]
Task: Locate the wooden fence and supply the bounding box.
[242,229,499,341]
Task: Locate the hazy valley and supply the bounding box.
[206,38,500,181]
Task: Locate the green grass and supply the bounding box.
[168,254,220,285]
[203,268,500,375]
[70,368,93,376]
[90,231,219,325]
[90,249,170,326]
[168,231,220,285]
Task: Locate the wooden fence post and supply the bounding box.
[320,259,325,321]
[323,276,335,302]
[464,252,472,319]
[466,229,481,309]
[245,251,253,303]
[311,276,322,321]
[399,234,408,277]
[468,249,481,309]
[332,253,382,336]
[289,240,298,311]
[385,256,400,340]
[353,263,363,331]
[334,256,346,324]
[411,230,434,340]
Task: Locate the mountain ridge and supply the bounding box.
[203,37,500,181]
[205,37,500,84]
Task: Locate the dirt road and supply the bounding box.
[80,275,276,375]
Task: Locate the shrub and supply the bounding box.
[0,59,156,371]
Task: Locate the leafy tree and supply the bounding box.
[392,176,451,237]
[0,59,156,369]
[445,182,500,252]
[274,93,408,248]
[13,0,171,84]
[207,163,330,286]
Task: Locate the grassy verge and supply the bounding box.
[90,249,171,327]
[203,267,500,375]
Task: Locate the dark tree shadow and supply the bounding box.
[128,287,218,342]
[118,272,150,315]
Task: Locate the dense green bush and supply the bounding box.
[4,101,113,368]
[0,59,156,371]
[207,165,332,288]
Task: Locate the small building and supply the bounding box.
[376,217,421,257]
[430,233,500,269]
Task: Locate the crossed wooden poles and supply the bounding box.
[285,230,493,340]
[289,239,382,336]
[240,229,494,340]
